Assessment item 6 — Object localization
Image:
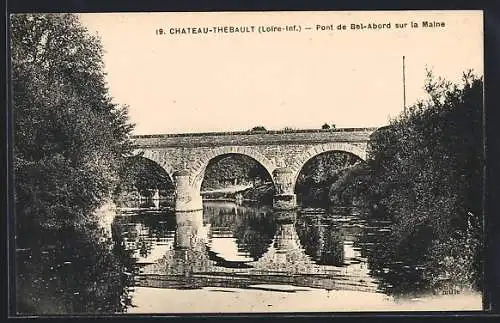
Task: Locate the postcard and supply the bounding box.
[10,10,484,314]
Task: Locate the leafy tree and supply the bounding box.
[250,126,267,132]
[116,156,173,197]
[357,70,483,292]
[321,123,330,129]
[12,13,134,314]
[295,152,362,207]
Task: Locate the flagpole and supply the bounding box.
[403,55,406,113]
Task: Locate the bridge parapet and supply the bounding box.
[133,127,379,138]
[131,128,377,148]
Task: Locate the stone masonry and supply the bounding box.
[132,128,378,211]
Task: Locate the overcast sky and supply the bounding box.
[79,11,483,135]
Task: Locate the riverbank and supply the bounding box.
[202,183,274,205]
[128,286,482,313]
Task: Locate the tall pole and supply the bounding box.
[403,55,406,113]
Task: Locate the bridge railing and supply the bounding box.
[131,127,380,139]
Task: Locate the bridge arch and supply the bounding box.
[122,153,176,195]
[289,142,367,186]
[134,149,176,181]
[190,146,278,193]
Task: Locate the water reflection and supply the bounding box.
[295,214,344,266]
[115,196,174,210]
[357,221,430,298]
[205,202,276,264]
[17,199,481,314]
[112,202,484,312]
[114,202,387,296]
[151,211,212,280]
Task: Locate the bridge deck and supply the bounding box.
[132,128,377,148]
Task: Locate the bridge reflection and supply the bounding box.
[124,205,380,293]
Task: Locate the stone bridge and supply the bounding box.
[132,127,378,211]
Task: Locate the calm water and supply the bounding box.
[112,201,481,313]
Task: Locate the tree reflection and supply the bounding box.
[295,215,344,266]
[114,211,176,259]
[204,203,276,261]
[232,213,277,261]
[17,219,135,314]
[116,204,386,294]
[358,219,431,298]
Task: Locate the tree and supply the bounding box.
[12,13,134,314]
[251,126,267,132]
[321,123,330,129]
[357,69,483,292]
[295,152,362,207]
[117,156,173,194]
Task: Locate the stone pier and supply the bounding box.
[173,170,203,212]
[272,167,297,210]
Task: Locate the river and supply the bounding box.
[111,200,481,313]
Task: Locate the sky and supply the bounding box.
[78,11,483,135]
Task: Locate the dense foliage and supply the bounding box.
[116,156,174,198]
[321,123,336,129]
[295,152,362,207]
[355,70,483,292]
[12,13,134,314]
[201,154,271,191]
[250,126,267,132]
